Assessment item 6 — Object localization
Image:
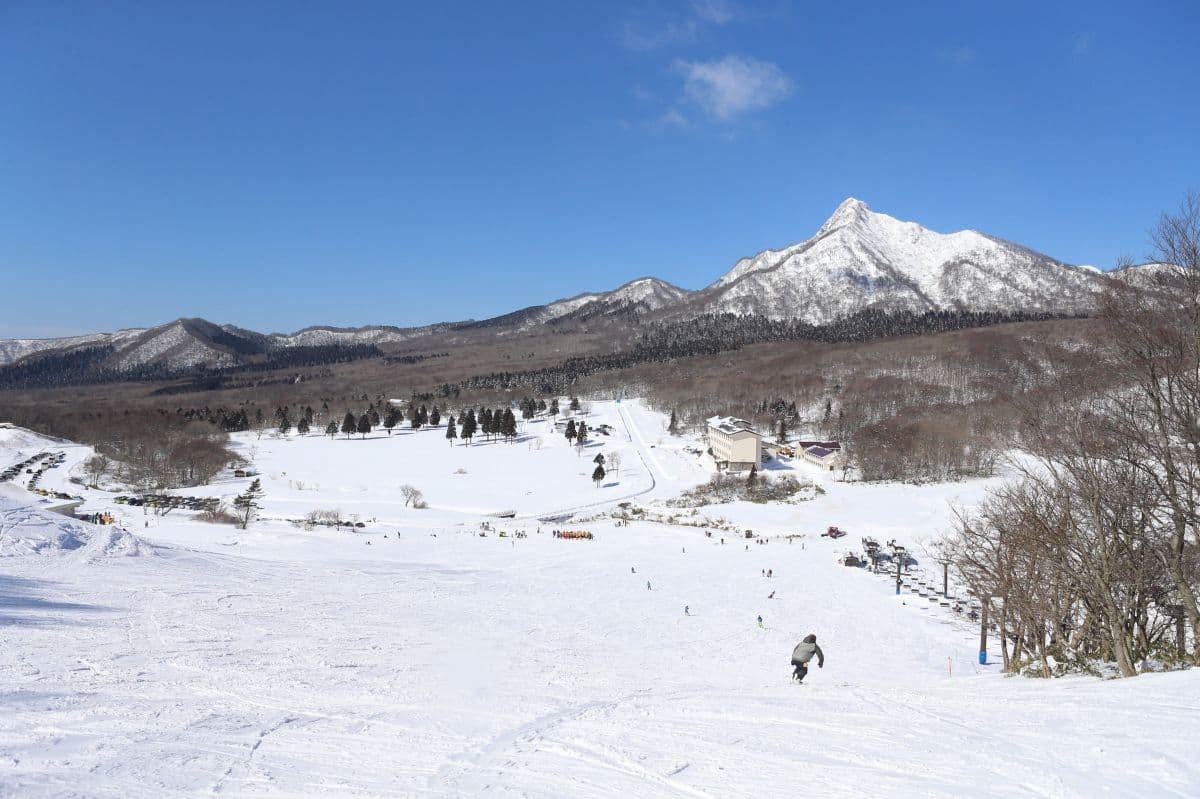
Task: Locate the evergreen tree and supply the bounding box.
[325,420,338,438]
[570,396,580,412]
[418,404,429,425]
[593,453,605,466]
[296,416,310,436]
[430,406,441,426]
[277,407,292,436]
[565,419,577,442]
[823,398,832,424]
[777,417,789,444]
[461,411,476,444]
[502,408,517,441]
[480,409,494,440]
[409,412,421,431]
[357,413,372,439]
[538,399,547,413]
[592,464,606,486]
[746,464,758,488]
[233,478,264,529]
[383,407,400,435]
[668,410,679,435]
[576,421,588,446]
[304,406,314,425]
[445,414,457,445]
[368,408,380,427]
[341,411,357,439]
[549,398,559,417]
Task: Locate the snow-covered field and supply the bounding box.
[1,402,1197,797]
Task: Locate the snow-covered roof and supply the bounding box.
[707,416,759,436]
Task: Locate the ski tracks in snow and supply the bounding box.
[433,688,715,797]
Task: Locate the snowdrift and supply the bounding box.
[0,495,144,559]
[0,423,68,452]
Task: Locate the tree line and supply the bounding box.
[937,194,1200,676]
[435,309,1076,398]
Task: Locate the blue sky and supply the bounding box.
[2,1,1198,338]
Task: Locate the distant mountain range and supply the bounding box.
[0,198,1160,379]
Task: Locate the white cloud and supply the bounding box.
[1072,32,1092,56]
[936,45,976,65]
[618,0,745,51]
[674,55,792,121]
[691,0,741,25]
[657,109,690,128]
[619,18,700,51]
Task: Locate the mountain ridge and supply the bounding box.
[1,199,1143,376]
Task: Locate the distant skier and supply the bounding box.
[684,605,690,616]
[757,615,764,629]
[791,634,825,683]
[646,580,651,590]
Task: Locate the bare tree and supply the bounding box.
[1096,192,1200,664]
[400,485,424,508]
[83,453,109,486]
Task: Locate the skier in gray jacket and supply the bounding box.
[791,634,824,682]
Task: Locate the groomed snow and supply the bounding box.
[1,401,1197,797]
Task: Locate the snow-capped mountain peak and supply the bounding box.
[817,196,873,235]
[688,198,1104,324]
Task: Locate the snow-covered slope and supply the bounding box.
[0,329,146,366]
[109,319,241,371]
[271,323,450,348]
[540,277,693,324]
[1109,261,1182,289]
[465,277,694,331]
[691,198,1103,323]
[0,488,143,559]
[1,402,1198,796]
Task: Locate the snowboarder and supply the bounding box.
[791,634,825,682]
[646,580,651,590]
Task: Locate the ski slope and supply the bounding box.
[1,403,1198,797]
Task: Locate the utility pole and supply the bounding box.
[895,553,902,595]
[938,559,951,598]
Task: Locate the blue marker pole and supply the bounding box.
[978,600,989,664]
